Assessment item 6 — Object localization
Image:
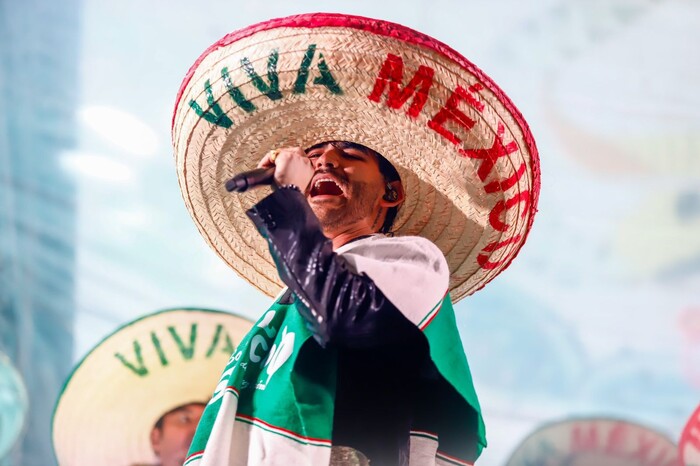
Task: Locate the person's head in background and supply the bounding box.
[150,402,206,466]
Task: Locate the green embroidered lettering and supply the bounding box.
[241,49,283,101]
[205,324,236,358]
[293,44,343,95]
[314,53,343,95]
[222,332,235,355]
[114,341,149,377]
[168,324,197,360]
[222,67,256,113]
[293,44,316,94]
[151,331,169,367]
[188,80,233,128]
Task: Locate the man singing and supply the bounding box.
[174,13,539,466]
[251,140,479,464]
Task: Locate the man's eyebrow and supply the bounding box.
[304,143,326,153]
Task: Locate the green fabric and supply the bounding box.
[188,293,485,462]
[424,294,487,455]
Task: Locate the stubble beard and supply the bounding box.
[309,180,382,234]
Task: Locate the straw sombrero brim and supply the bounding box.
[172,13,540,303]
[505,417,678,465]
[52,308,253,466]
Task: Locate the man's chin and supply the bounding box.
[308,195,346,213]
[308,194,346,204]
[311,206,339,219]
[309,201,349,231]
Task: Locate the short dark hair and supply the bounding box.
[305,141,402,234]
[373,152,401,235]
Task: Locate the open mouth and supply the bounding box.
[309,177,344,197]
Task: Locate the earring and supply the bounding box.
[383,184,398,202]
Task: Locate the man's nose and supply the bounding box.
[314,147,341,169]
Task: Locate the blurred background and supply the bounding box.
[1,0,698,464]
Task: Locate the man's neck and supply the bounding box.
[325,223,376,250]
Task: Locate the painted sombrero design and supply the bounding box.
[680,403,700,466]
[505,417,678,465]
[172,13,540,303]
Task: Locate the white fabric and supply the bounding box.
[336,235,449,326]
[408,433,439,466]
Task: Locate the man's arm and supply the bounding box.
[247,187,421,349]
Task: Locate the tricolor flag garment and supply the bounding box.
[186,235,486,465]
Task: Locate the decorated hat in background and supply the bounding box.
[172,13,540,303]
[505,417,678,466]
[680,403,700,465]
[0,351,28,460]
[52,308,253,466]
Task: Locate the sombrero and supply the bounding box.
[172,13,540,303]
[680,403,700,466]
[505,417,678,466]
[52,308,253,466]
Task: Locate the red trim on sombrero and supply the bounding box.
[173,13,541,290]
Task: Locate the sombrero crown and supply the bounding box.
[172,13,540,303]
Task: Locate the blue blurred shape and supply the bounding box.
[0,352,28,460]
[456,281,587,401]
[580,352,699,421]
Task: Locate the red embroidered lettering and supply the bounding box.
[571,424,599,452]
[477,235,521,270]
[484,162,526,194]
[368,53,434,118]
[605,423,628,455]
[489,191,531,232]
[459,121,518,184]
[427,83,484,145]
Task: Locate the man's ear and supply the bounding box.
[380,180,405,208]
[150,427,163,456]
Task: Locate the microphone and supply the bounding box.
[225,167,276,193]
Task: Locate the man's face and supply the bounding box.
[150,402,205,466]
[305,142,387,232]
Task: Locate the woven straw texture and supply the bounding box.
[172,13,540,303]
[52,309,253,466]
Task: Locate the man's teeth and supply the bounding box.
[314,179,341,189]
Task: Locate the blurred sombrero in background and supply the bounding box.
[680,403,700,466]
[52,308,253,466]
[505,417,678,466]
